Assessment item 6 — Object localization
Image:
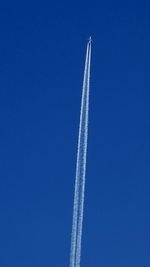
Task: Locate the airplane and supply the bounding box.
[88,36,92,43]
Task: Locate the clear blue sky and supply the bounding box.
[0,0,150,266]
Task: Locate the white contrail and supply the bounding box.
[70,38,92,267]
[75,41,91,267]
[70,40,90,267]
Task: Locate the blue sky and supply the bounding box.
[0,0,150,266]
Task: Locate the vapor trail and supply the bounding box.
[70,38,92,267]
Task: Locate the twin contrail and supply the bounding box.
[70,38,92,267]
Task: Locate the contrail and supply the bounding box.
[70,38,92,267]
